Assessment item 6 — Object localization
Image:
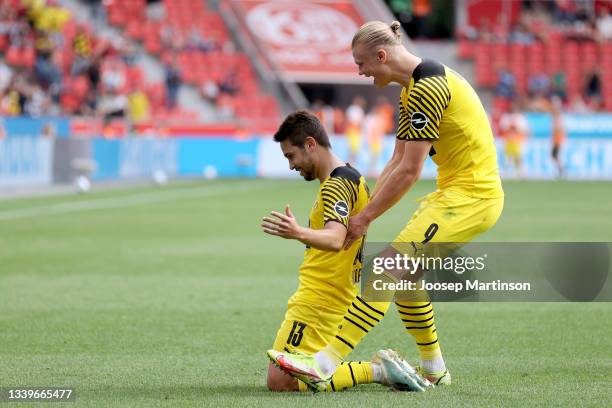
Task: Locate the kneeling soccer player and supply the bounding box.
[262,111,429,392]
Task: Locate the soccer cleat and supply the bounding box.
[372,349,431,392]
[416,366,452,386]
[266,349,330,392]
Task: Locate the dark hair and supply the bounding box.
[273,110,331,148]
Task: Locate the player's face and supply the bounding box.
[353,43,391,88]
[280,139,316,181]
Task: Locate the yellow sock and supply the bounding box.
[395,301,442,360]
[328,296,390,358]
[296,362,374,392]
[326,361,374,392]
[297,380,308,392]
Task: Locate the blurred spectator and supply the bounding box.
[34,30,62,100]
[584,69,602,100]
[477,17,495,42]
[332,107,345,135]
[97,89,127,121]
[528,92,552,112]
[164,56,182,109]
[200,80,219,104]
[407,0,432,38]
[186,28,220,53]
[218,68,239,96]
[101,57,126,93]
[550,71,567,100]
[128,91,150,123]
[528,72,550,97]
[569,93,590,113]
[24,84,51,117]
[120,40,138,66]
[500,102,529,178]
[550,97,566,178]
[86,54,101,95]
[345,96,366,165]
[376,96,395,134]
[596,7,612,39]
[388,0,411,26]
[0,86,20,115]
[553,0,577,24]
[496,68,516,99]
[12,73,29,114]
[311,100,335,135]
[365,98,392,177]
[0,56,13,94]
[508,19,536,44]
[71,26,93,75]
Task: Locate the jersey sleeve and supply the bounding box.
[320,177,356,227]
[397,76,450,141]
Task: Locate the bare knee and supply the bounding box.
[267,362,298,392]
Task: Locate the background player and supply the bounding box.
[263,110,428,392]
[550,96,566,178]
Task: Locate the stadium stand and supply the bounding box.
[0,0,281,133]
[457,0,612,114]
[104,0,281,132]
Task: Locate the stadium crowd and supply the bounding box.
[0,0,163,123]
[0,0,279,130]
[459,0,612,114]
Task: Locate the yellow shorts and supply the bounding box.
[369,139,382,156]
[394,188,504,244]
[272,300,351,354]
[346,130,361,154]
[504,140,523,158]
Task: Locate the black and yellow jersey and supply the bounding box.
[289,165,370,312]
[398,60,503,199]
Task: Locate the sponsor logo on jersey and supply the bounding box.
[334,200,349,217]
[410,112,428,130]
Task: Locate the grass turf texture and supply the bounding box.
[0,179,611,407]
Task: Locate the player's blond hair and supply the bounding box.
[351,20,402,50]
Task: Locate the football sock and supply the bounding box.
[328,296,390,359]
[314,344,342,377]
[395,301,443,361]
[372,362,383,383]
[326,362,374,392]
[296,362,376,392]
[421,355,446,374]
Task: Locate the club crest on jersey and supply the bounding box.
[334,200,349,217]
[410,112,428,131]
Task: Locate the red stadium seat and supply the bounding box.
[5,46,20,66]
[72,76,90,99]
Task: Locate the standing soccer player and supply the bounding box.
[263,111,428,392]
[273,20,504,388]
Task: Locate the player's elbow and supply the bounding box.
[396,165,421,185]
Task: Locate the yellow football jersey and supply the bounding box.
[398,60,503,199]
[289,165,370,312]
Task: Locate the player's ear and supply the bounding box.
[304,136,316,152]
[377,48,387,63]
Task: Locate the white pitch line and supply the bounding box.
[0,182,271,222]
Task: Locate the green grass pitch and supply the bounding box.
[0,179,611,407]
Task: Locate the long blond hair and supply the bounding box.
[351,21,401,49]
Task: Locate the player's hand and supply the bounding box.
[261,204,303,240]
[343,213,369,249]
